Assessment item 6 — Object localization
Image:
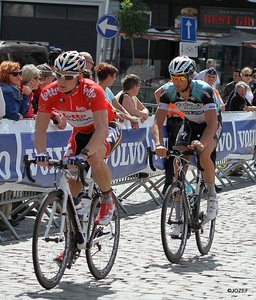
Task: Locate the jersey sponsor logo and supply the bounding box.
[76,106,86,112]
[82,83,96,99]
[41,87,59,101]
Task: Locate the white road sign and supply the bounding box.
[179,42,198,58]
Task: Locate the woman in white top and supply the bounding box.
[115,74,149,123]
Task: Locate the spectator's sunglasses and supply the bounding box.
[10,71,22,77]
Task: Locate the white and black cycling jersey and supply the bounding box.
[158,80,220,124]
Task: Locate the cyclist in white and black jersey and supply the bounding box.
[152,56,222,230]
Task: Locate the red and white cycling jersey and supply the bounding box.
[38,78,117,133]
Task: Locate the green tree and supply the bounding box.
[113,0,150,67]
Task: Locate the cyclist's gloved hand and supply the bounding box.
[65,156,86,166]
[36,153,51,163]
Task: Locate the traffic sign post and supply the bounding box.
[96,14,119,39]
[180,16,197,43]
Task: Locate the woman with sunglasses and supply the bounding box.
[34,51,122,255]
[152,56,222,234]
[240,67,254,103]
[0,61,29,121]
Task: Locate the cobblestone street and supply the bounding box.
[0,178,256,299]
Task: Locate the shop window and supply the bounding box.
[3,3,33,17]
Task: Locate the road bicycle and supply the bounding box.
[23,155,120,290]
[147,146,215,263]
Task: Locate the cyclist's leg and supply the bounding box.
[201,119,222,220]
[169,119,193,234]
[90,121,122,225]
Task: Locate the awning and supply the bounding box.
[209,31,256,46]
[119,28,256,48]
[119,28,209,46]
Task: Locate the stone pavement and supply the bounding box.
[0,176,256,299]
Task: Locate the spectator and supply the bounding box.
[240,67,254,103]
[196,58,221,89]
[204,67,225,112]
[115,74,149,124]
[94,62,139,130]
[33,64,54,114]
[80,52,95,80]
[250,72,256,106]
[34,64,66,129]
[0,61,29,121]
[48,47,65,73]
[21,64,40,119]
[0,86,5,119]
[221,69,241,103]
[80,51,94,71]
[225,81,256,112]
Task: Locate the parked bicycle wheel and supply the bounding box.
[86,192,120,279]
[195,185,216,255]
[32,190,73,289]
[161,182,188,263]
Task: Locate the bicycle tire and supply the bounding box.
[32,190,73,289]
[161,182,188,263]
[195,185,216,255]
[86,191,120,279]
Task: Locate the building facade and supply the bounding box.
[1,0,256,87]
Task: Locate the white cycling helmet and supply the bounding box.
[168,55,195,76]
[54,50,86,72]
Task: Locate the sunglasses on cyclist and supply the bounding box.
[242,73,252,77]
[10,71,22,77]
[171,75,187,81]
[55,71,80,80]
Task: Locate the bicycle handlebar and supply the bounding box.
[23,155,89,187]
[147,146,204,172]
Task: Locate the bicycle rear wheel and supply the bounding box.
[195,185,216,255]
[86,192,120,279]
[161,182,188,263]
[32,190,73,289]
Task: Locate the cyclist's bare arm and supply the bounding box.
[152,108,168,157]
[34,112,51,152]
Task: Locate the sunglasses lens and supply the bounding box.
[172,75,186,81]
[65,75,75,80]
[55,72,78,80]
[11,71,22,77]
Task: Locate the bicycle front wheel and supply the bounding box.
[161,182,188,263]
[86,192,120,279]
[32,190,72,289]
[195,185,216,255]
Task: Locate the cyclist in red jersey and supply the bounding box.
[34,51,122,231]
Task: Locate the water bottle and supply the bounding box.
[80,194,91,222]
[186,185,194,204]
